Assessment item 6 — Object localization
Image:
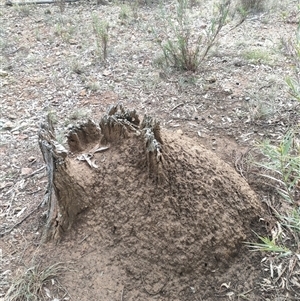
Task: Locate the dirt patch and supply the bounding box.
[34,106,267,300]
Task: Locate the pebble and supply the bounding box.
[0,70,8,77]
[176,129,183,135]
[7,114,17,120]
[17,134,29,140]
[28,156,36,162]
[79,89,87,96]
[103,69,112,76]
[2,121,14,130]
[66,90,72,97]
[21,167,33,175]
[69,39,78,45]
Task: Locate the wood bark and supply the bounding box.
[39,105,163,242]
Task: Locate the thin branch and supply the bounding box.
[5,0,79,6]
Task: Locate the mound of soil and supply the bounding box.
[39,105,266,300]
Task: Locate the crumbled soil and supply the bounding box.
[38,115,266,300]
[0,0,299,300]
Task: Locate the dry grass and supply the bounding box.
[238,0,266,13]
[5,262,70,301]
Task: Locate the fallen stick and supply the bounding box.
[170,102,184,112]
[5,0,79,6]
[24,165,46,178]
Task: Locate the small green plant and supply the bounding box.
[13,4,34,17]
[53,22,75,43]
[247,233,292,257]
[69,108,90,120]
[47,110,58,124]
[154,0,231,71]
[281,208,300,233]
[5,263,68,301]
[243,48,273,64]
[246,216,300,293]
[69,59,85,75]
[55,0,66,13]
[238,0,265,13]
[86,81,100,92]
[117,1,139,22]
[0,37,9,52]
[247,129,300,290]
[129,0,139,20]
[119,4,131,20]
[246,98,276,121]
[255,130,300,203]
[286,25,300,102]
[92,13,109,61]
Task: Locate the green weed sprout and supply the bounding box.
[247,234,292,257]
[255,130,300,204]
[92,13,109,61]
[286,24,300,102]
[154,0,231,71]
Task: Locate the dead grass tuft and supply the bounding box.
[5,262,69,301]
[238,0,266,13]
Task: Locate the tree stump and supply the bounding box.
[39,104,265,272]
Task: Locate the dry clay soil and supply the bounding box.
[0,1,300,301]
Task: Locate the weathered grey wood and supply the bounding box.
[5,0,79,6]
[38,106,167,242]
[38,116,89,242]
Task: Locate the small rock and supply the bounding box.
[65,90,72,97]
[2,121,14,130]
[224,88,233,95]
[79,89,86,97]
[21,167,33,175]
[7,114,17,120]
[28,156,36,162]
[103,69,111,76]
[176,129,183,135]
[17,134,29,140]
[12,158,18,164]
[206,77,216,83]
[192,112,199,120]
[0,70,8,77]
[69,39,78,45]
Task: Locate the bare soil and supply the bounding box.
[0,0,299,300]
[40,111,267,300]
